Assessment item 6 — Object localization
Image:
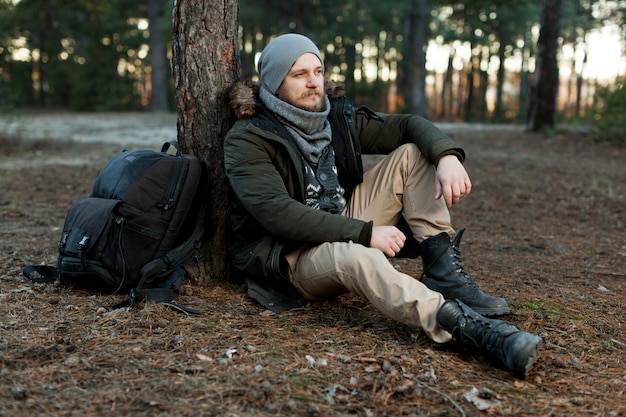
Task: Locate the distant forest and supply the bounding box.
[1,0,624,124]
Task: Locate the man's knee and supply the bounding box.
[391,143,428,172]
[333,242,393,272]
[396,143,421,160]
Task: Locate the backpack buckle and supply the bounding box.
[128,288,138,306]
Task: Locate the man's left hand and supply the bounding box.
[435,155,472,208]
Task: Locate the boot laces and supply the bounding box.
[450,245,477,287]
[452,313,512,355]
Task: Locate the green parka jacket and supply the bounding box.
[224,81,465,311]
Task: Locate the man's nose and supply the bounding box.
[307,73,321,87]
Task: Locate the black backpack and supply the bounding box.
[23,142,208,312]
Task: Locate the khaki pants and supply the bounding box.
[286,144,453,343]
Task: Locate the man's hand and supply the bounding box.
[370,226,406,258]
[435,155,472,208]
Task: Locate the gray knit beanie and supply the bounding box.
[257,33,324,94]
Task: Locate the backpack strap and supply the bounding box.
[134,192,207,290]
[114,187,208,313]
[161,141,182,155]
[113,287,202,315]
[22,265,59,283]
[23,264,202,315]
[22,264,200,313]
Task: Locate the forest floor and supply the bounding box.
[0,112,624,417]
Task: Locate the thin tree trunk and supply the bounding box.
[527,0,562,131]
[440,52,453,120]
[494,37,506,121]
[172,0,240,285]
[478,49,489,120]
[464,44,477,122]
[344,40,356,100]
[407,0,430,116]
[575,33,588,118]
[518,27,530,122]
[36,1,52,106]
[147,0,170,111]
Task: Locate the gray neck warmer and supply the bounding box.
[259,85,332,165]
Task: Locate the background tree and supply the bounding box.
[0,0,34,108]
[172,0,239,284]
[438,2,492,121]
[527,0,562,131]
[487,1,539,121]
[146,0,171,111]
[1,0,624,125]
[405,0,430,116]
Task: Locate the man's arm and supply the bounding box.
[354,107,465,164]
[354,108,471,207]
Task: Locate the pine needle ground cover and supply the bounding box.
[1,117,624,416]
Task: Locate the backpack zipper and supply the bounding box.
[159,156,186,211]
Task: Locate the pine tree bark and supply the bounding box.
[171,0,240,285]
[527,0,562,131]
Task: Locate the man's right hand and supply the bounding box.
[370,225,406,258]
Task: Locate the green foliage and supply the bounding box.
[0,0,624,116]
[0,61,33,112]
[0,0,149,111]
[591,77,626,144]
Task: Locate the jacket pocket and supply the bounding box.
[231,237,271,277]
[231,236,288,283]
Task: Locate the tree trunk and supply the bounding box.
[518,27,530,123]
[171,0,240,285]
[406,0,430,116]
[344,40,356,100]
[147,0,170,111]
[36,1,52,106]
[440,53,453,120]
[527,0,562,132]
[494,36,506,121]
[464,45,477,122]
[575,33,588,118]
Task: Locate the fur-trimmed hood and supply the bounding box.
[228,79,345,120]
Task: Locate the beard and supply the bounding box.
[278,86,326,112]
[297,91,325,112]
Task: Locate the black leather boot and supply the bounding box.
[436,299,541,379]
[420,229,510,316]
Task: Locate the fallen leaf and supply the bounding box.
[364,364,381,372]
[196,353,213,362]
[464,387,502,411]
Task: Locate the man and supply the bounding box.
[224,33,541,379]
